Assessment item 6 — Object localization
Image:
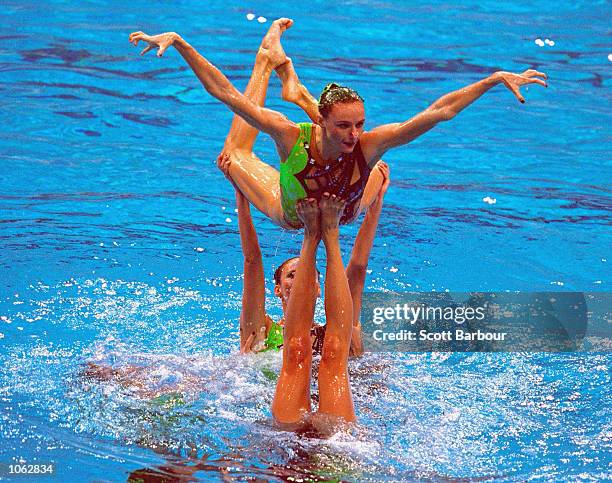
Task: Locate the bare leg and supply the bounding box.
[223,19,292,152]
[317,194,356,422]
[222,19,292,227]
[275,58,320,123]
[271,199,321,423]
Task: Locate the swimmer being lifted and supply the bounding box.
[130,19,547,229]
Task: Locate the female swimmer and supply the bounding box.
[129,18,545,229]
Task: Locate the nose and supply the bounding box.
[350,127,359,139]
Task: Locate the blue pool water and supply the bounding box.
[1,0,610,480]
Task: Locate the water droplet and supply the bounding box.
[225,217,232,223]
[246,13,255,21]
[257,16,267,23]
[535,38,545,47]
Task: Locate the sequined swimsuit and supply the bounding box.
[280,123,371,227]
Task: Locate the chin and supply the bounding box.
[341,143,356,153]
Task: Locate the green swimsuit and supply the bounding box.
[280,123,372,227]
[280,123,311,227]
[261,320,284,352]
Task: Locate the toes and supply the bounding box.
[276,17,293,30]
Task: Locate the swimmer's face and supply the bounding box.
[274,258,320,306]
[319,101,366,154]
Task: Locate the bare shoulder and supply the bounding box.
[360,129,383,167]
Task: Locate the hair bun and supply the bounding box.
[319,82,341,101]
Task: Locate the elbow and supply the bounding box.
[347,262,367,279]
[438,107,456,122]
[243,251,263,266]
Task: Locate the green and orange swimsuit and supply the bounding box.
[280,123,371,228]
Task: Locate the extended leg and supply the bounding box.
[317,194,356,422]
[218,20,292,225]
[271,199,321,423]
[275,58,320,123]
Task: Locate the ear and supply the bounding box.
[274,284,282,298]
[316,113,325,127]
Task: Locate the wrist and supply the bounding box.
[171,33,186,49]
[487,72,503,86]
[303,232,321,244]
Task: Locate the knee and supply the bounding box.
[321,334,348,366]
[285,335,311,367]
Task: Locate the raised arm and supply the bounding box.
[346,162,390,356]
[217,154,268,353]
[361,69,547,162]
[129,25,300,158]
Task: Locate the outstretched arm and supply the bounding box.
[361,69,548,163]
[217,154,268,353]
[129,29,299,158]
[346,162,390,356]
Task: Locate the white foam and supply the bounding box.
[535,38,545,47]
[225,217,232,223]
[483,196,497,204]
[257,16,267,23]
[246,13,255,21]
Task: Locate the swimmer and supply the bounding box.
[272,195,358,430]
[129,19,547,229]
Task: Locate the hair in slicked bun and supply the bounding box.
[318,83,363,117]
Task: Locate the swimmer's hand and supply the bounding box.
[375,161,390,203]
[217,152,243,194]
[216,152,232,180]
[493,69,548,104]
[129,31,178,57]
[240,332,268,354]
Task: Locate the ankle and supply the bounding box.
[255,48,276,72]
[322,228,339,243]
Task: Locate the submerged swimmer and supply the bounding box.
[129,19,547,229]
